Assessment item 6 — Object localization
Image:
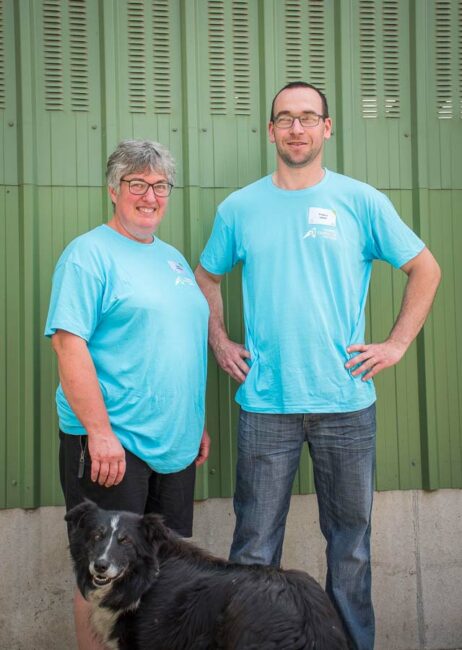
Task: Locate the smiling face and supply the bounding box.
[268,86,332,170]
[108,169,170,243]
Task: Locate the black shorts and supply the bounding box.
[59,431,196,537]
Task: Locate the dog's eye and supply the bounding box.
[118,535,131,545]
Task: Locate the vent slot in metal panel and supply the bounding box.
[308,0,326,92]
[359,0,378,118]
[383,0,400,117]
[459,0,462,118]
[232,0,250,115]
[0,0,4,110]
[435,0,453,118]
[153,0,172,113]
[285,0,303,81]
[209,0,226,114]
[43,0,64,111]
[434,0,462,119]
[128,0,147,113]
[69,0,89,112]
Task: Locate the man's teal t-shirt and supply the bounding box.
[200,170,425,413]
[45,225,209,472]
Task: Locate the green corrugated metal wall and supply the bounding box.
[0,0,461,508]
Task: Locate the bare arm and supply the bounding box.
[194,264,251,383]
[51,329,126,487]
[346,247,441,381]
[195,427,211,466]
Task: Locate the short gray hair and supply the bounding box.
[106,139,176,192]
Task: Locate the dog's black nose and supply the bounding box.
[94,559,110,574]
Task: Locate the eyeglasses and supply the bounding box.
[120,178,173,197]
[272,112,326,129]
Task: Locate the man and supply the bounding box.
[45,140,210,650]
[195,82,440,650]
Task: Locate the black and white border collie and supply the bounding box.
[65,500,348,649]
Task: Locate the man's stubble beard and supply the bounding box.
[275,141,323,169]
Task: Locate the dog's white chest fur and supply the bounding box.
[88,587,120,650]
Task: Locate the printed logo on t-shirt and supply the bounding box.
[168,260,186,273]
[302,227,337,241]
[168,260,194,286]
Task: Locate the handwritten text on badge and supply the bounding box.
[308,207,337,227]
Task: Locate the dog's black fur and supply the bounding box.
[65,500,348,649]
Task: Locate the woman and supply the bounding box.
[45,139,210,649]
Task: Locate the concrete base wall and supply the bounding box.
[1,490,461,650]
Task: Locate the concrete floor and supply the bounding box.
[0,489,461,649]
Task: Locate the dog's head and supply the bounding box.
[65,500,169,599]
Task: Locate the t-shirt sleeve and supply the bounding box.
[199,208,239,275]
[367,191,425,268]
[44,261,103,341]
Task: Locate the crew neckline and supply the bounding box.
[101,223,158,247]
[268,168,330,194]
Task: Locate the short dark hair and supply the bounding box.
[270,82,329,122]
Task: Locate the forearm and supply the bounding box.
[195,264,251,382]
[52,331,112,436]
[346,247,441,380]
[388,248,441,350]
[195,265,230,352]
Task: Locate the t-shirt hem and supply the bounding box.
[58,423,198,474]
[236,396,377,414]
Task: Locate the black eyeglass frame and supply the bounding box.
[120,178,174,197]
[271,112,327,129]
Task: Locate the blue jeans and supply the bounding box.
[229,404,376,650]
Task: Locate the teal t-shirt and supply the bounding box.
[45,225,209,472]
[200,170,425,413]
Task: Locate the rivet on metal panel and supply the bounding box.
[209,468,216,475]
[11,480,18,486]
[8,121,14,127]
[404,133,409,138]
[201,128,207,132]
[172,128,178,132]
[251,127,257,132]
[91,125,98,130]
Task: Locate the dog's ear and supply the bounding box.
[139,514,167,578]
[141,513,171,546]
[65,499,98,529]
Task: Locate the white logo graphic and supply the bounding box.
[168,260,194,286]
[303,227,337,241]
[321,229,336,240]
[175,276,194,286]
[168,260,186,273]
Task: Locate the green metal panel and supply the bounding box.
[370,191,423,490]
[414,0,462,190]
[0,0,461,508]
[419,189,462,488]
[339,0,413,187]
[100,0,185,182]
[0,0,18,185]
[17,0,103,186]
[262,0,338,173]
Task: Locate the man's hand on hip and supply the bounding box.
[345,339,407,382]
[213,338,251,383]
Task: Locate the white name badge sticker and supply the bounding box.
[308,207,336,227]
